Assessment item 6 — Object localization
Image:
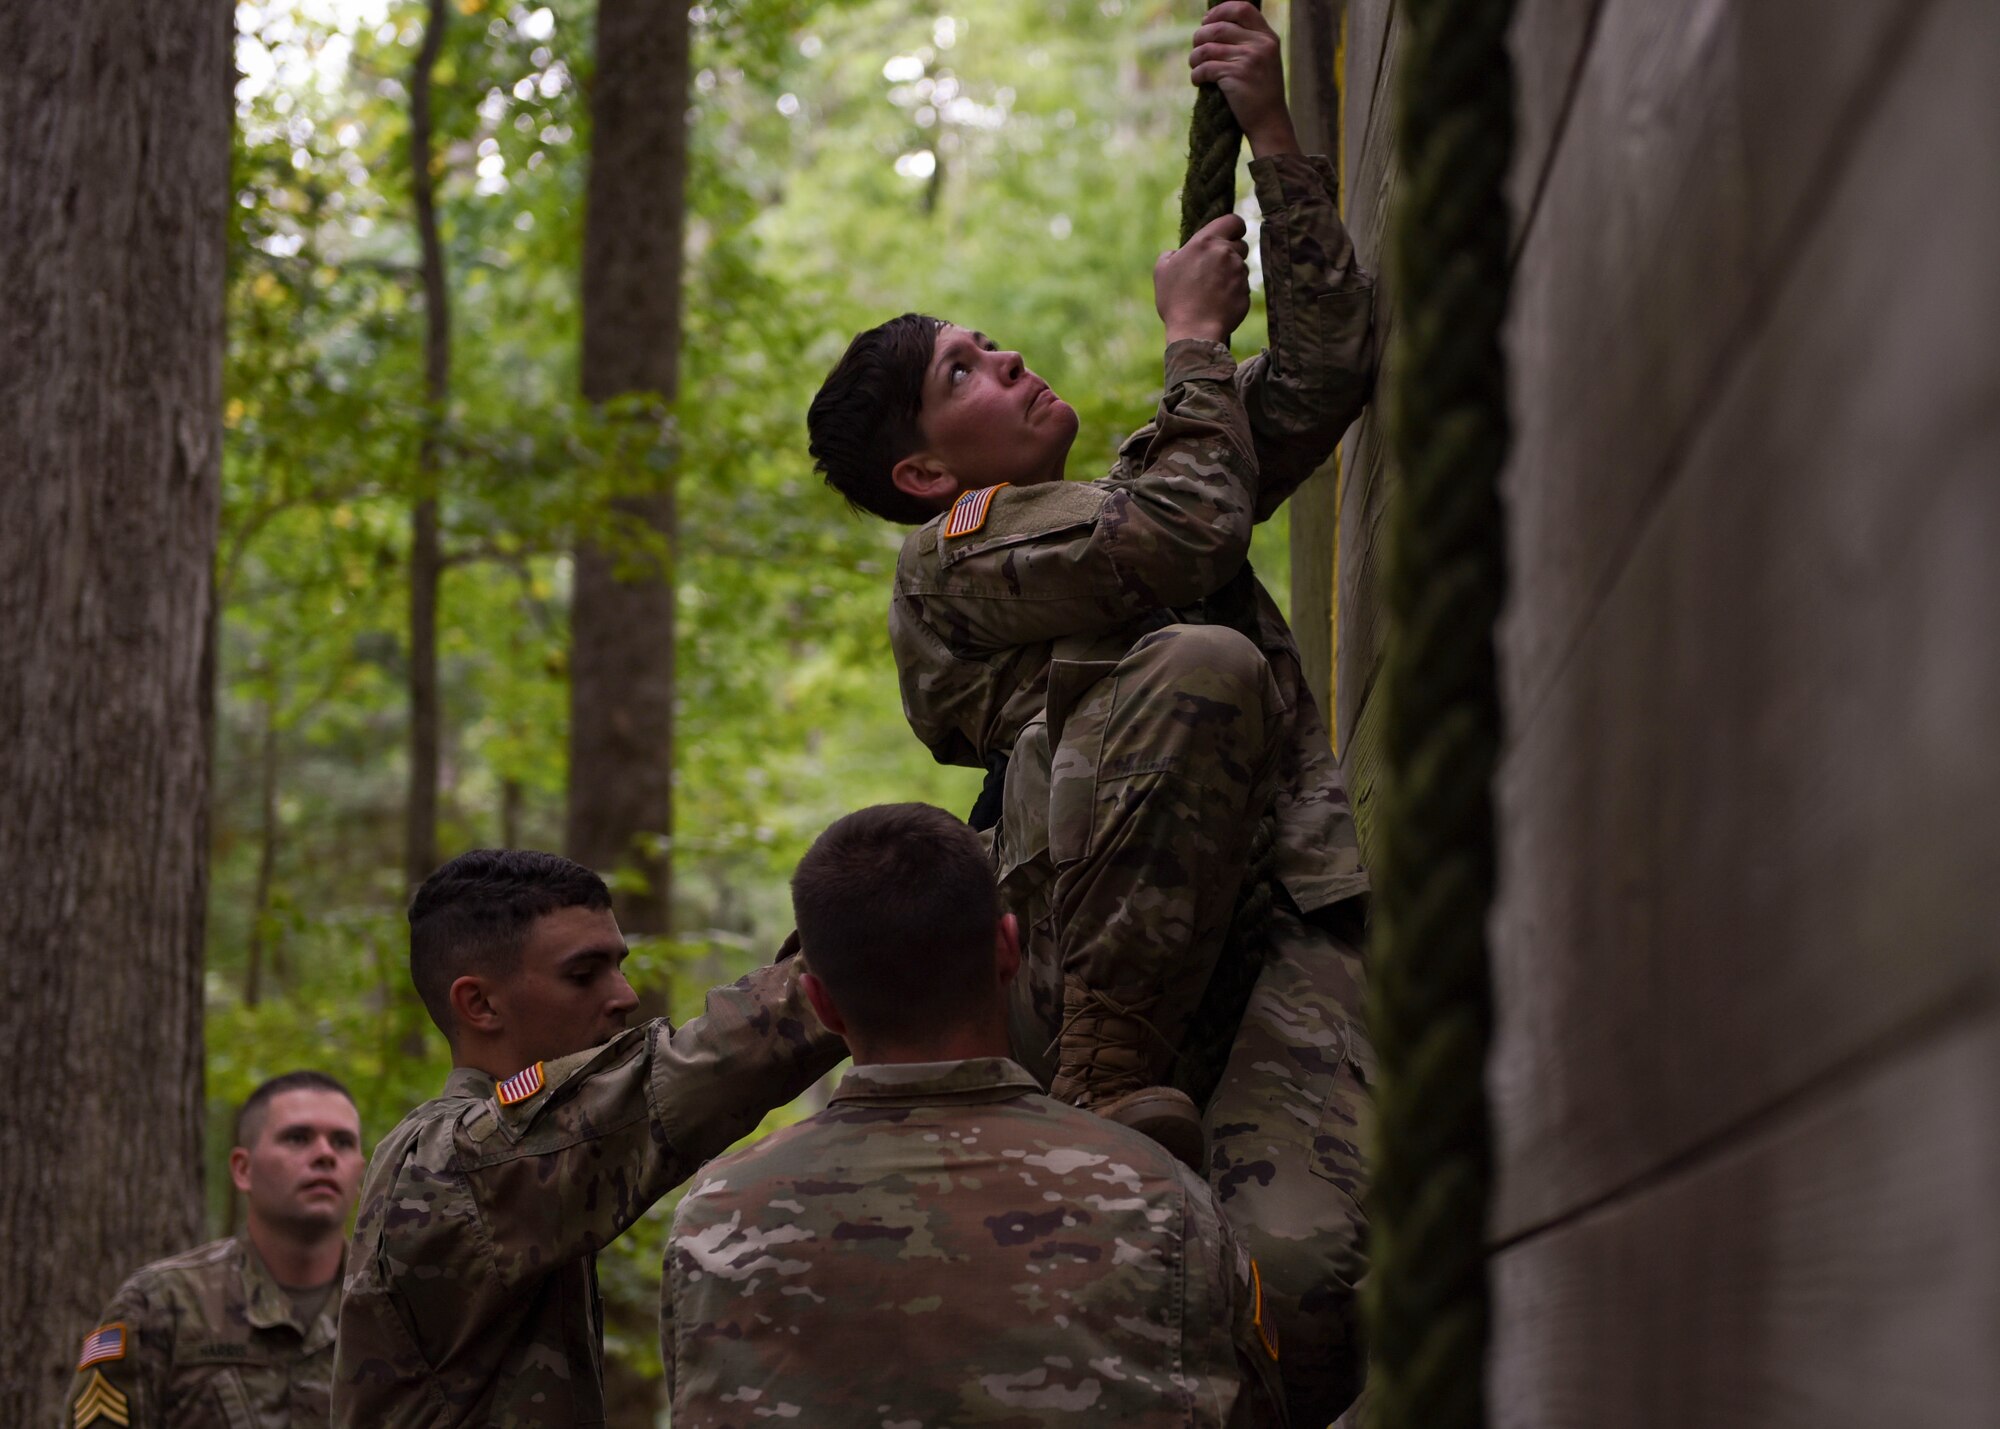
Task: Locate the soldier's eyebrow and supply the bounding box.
[931,331,997,387]
[273,1118,359,1142]
[556,943,628,972]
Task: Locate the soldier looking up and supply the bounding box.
[63,1071,365,1429]
[664,803,1287,1428]
[805,6,1374,1421]
[332,849,843,1429]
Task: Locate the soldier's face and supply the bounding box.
[233,1089,364,1234]
[498,905,640,1063]
[916,324,1079,493]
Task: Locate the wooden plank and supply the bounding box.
[1334,400,1391,743]
[1338,670,1388,866]
[1492,1015,2000,1429]
[1284,0,1344,720]
[1341,0,1396,206]
[1289,465,1339,720]
[1501,0,1933,724]
[1342,4,1401,276]
[1506,0,1599,245]
[1331,0,1596,746]
[1489,0,2000,1235]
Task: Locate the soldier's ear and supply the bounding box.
[228,1146,253,1194]
[800,971,848,1037]
[994,913,1021,988]
[450,974,504,1037]
[890,452,959,510]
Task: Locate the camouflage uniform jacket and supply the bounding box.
[663,1057,1287,1428]
[888,153,1375,917]
[333,959,843,1429]
[62,1234,339,1429]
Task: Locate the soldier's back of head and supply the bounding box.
[665,803,1270,1427]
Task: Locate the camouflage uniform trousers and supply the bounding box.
[998,621,1372,1425]
[1041,621,1286,1044]
[1207,895,1372,1427]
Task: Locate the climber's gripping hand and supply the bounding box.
[1190,2,1302,159]
[1156,213,1252,346]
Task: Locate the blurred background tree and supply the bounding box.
[204,0,1297,1416]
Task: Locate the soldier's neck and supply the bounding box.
[245,1213,344,1290]
[847,1019,1012,1067]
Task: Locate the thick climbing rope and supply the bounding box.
[1363,0,1513,1421]
[1177,0,1259,245]
[1164,0,1279,1110]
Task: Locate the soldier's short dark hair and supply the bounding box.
[408,849,613,1040]
[789,803,1000,1042]
[807,313,945,525]
[234,1070,355,1148]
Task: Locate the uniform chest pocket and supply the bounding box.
[168,1349,262,1429]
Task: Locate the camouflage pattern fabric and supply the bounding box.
[1205,900,1373,1425]
[662,1057,1287,1428]
[61,1235,338,1429]
[886,152,1376,1425]
[332,958,843,1429]
[998,828,1372,1425]
[889,151,1374,921]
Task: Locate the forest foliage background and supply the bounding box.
[212,0,1291,1379]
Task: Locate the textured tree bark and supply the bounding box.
[407,0,450,894]
[568,0,688,943]
[573,6,690,1420]
[0,1,229,1421]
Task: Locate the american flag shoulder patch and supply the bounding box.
[72,1370,129,1428]
[942,482,1009,539]
[77,1323,126,1369]
[496,1061,547,1106]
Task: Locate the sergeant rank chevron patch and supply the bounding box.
[72,1370,130,1428]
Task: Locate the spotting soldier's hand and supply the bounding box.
[1155,213,1253,345]
[1190,2,1300,158]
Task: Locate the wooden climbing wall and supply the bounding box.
[1301,0,2000,1422]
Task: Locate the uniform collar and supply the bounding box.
[443,1064,499,1100]
[829,1057,1041,1106]
[233,1233,342,1350]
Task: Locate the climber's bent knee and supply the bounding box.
[1121,621,1271,700]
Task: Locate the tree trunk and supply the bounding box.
[568,0,688,943]
[407,0,449,895]
[573,5,690,1421]
[0,1,229,1421]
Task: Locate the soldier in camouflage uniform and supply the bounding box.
[804,7,1374,1420]
[664,804,1286,1427]
[332,849,843,1429]
[63,1072,365,1429]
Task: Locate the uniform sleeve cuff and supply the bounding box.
[1249,151,1335,212]
[1163,337,1237,387]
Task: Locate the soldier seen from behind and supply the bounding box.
[665,803,1287,1427]
[804,5,1374,1420]
[331,849,844,1428]
[64,1072,364,1429]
